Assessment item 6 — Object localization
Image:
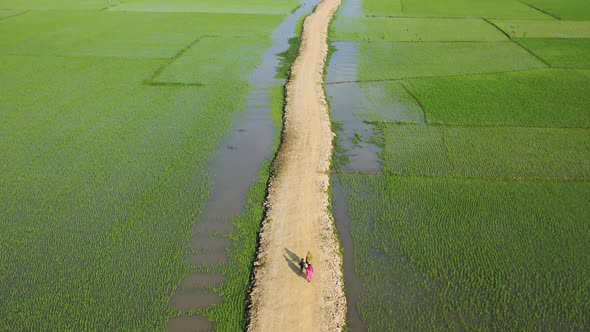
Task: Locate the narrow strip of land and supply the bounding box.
[247,0,346,331]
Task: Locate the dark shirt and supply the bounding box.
[299,260,307,269]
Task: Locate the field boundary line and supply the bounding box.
[332,170,382,175]
[512,39,552,67]
[378,121,590,131]
[553,66,590,69]
[399,82,427,124]
[330,40,514,43]
[483,18,513,40]
[145,35,220,86]
[100,3,119,11]
[326,67,553,85]
[362,14,563,21]
[0,9,28,20]
[518,1,561,20]
[0,52,171,61]
[143,81,205,87]
[334,170,590,183]
[145,35,203,83]
[396,173,590,183]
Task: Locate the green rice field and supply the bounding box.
[0,0,297,330]
[338,174,590,330]
[404,69,590,127]
[379,124,590,179]
[330,0,590,330]
[356,41,547,81]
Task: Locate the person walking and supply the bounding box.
[299,258,308,274]
[305,251,313,265]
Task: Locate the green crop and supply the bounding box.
[356,41,546,81]
[200,84,285,330]
[0,0,299,13]
[521,0,590,20]
[330,17,508,42]
[0,2,292,330]
[153,36,277,84]
[517,38,590,68]
[0,0,118,10]
[363,0,552,19]
[0,10,283,58]
[491,19,590,39]
[404,69,590,127]
[0,57,248,329]
[379,123,590,180]
[110,0,299,15]
[0,9,26,18]
[338,174,590,331]
[328,2,590,331]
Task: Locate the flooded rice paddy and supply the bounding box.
[328,0,590,329]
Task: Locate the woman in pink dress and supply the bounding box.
[306,263,314,282]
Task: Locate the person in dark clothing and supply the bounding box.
[299,258,308,274]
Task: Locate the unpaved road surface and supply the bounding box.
[247,0,346,331]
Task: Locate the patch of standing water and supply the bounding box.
[332,178,368,332]
[168,1,321,330]
[326,42,359,84]
[326,20,426,332]
[338,0,363,17]
[327,0,373,328]
[326,42,382,172]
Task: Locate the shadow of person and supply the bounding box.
[284,248,306,278]
[284,248,300,261]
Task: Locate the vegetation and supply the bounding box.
[154,36,277,84]
[338,174,590,331]
[357,41,546,81]
[109,0,299,15]
[404,69,590,127]
[516,38,590,67]
[331,17,508,42]
[201,84,285,330]
[201,11,307,324]
[0,11,284,58]
[328,0,590,330]
[491,19,590,39]
[379,123,590,179]
[363,0,551,19]
[522,0,590,20]
[0,0,299,14]
[0,1,294,330]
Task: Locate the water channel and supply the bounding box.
[167,1,321,330]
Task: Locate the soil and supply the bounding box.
[246,0,347,331]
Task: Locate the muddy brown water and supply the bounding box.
[170,290,223,311]
[190,235,231,251]
[168,0,321,330]
[179,273,226,290]
[187,251,230,266]
[167,316,214,332]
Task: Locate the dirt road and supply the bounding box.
[246,0,346,331]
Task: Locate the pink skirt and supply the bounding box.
[306,266,314,281]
